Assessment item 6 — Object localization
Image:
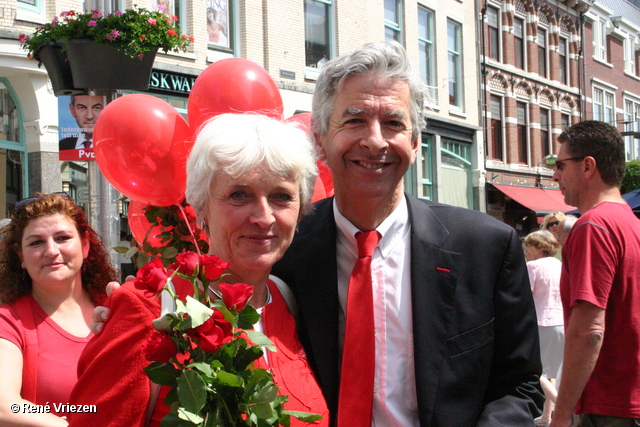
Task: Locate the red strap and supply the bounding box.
[337,231,380,426]
[14,296,38,402]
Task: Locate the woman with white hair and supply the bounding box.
[67,114,329,426]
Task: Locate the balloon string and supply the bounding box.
[177,203,202,257]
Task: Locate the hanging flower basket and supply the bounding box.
[33,42,85,96]
[64,39,157,91]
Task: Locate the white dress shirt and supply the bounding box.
[74,133,92,149]
[334,198,419,426]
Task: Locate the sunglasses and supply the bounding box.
[14,192,72,212]
[547,221,560,227]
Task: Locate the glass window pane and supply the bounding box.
[0,84,20,143]
[385,0,398,24]
[418,8,432,41]
[487,6,498,27]
[305,0,330,68]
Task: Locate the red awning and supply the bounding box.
[492,184,576,215]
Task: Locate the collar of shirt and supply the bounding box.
[332,196,410,257]
[74,133,91,149]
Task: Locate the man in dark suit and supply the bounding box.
[272,41,544,426]
[59,95,104,150]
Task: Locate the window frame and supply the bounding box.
[486,5,501,61]
[539,106,551,158]
[384,0,403,43]
[537,26,548,78]
[558,36,569,85]
[593,17,608,62]
[624,31,636,76]
[489,94,504,161]
[514,15,526,70]
[447,19,463,109]
[516,101,529,164]
[624,97,640,161]
[305,0,333,71]
[418,6,436,101]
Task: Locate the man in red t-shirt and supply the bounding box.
[549,120,640,427]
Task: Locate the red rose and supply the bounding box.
[200,255,229,281]
[134,259,168,294]
[171,252,200,276]
[167,29,176,36]
[186,310,232,352]
[219,283,254,312]
[143,331,178,363]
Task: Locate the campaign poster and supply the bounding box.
[58,94,105,161]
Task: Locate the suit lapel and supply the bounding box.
[406,195,460,425]
[290,198,341,414]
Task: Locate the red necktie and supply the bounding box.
[83,140,91,148]
[337,230,381,426]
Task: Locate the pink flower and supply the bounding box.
[19,34,26,43]
[87,20,97,27]
[143,331,178,363]
[167,29,177,36]
[156,4,164,12]
[200,255,229,281]
[114,10,123,16]
[110,29,119,38]
[148,18,157,25]
[92,12,101,18]
[219,283,254,312]
[171,15,178,21]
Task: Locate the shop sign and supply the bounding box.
[149,70,196,95]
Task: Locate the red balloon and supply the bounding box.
[188,58,283,132]
[94,94,193,206]
[128,199,165,249]
[285,113,334,201]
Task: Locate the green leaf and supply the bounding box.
[244,330,276,352]
[252,383,279,403]
[112,245,129,254]
[216,370,244,387]
[144,362,181,386]
[184,296,214,328]
[282,409,324,422]
[162,246,179,259]
[249,402,275,420]
[160,412,193,427]
[187,362,213,378]
[177,407,204,424]
[237,305,260,329]
[177,370,207,414]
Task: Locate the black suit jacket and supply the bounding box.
[60,136,78,151]
[272,195,544,426]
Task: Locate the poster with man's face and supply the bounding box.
[207,0,229,48]
[58,95,105,161]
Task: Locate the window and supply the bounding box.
[625,32,636,75]
[420,134,433,200]
[384,0,402,42]
[517,101,529,164]
[561,113,571,131]
[540,107,551,158]
[84,0,122,14]
[490,95,504,160]
[441,139,473,209]
[593,87,615,124]
[593,17,607,62]
[537,27,548,78]
[448,20,463,108]
[305,0,332,69]
[514,17,526,70]
[487,6,500,61]
[624,99,640,161]
[206,0,232,50]
[559,37,569,84]
[0,80,27,213]
[418,7,435,100]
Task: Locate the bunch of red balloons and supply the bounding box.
[93,57,333,245]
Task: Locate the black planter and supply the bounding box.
[33,42,86,96]
[64,40,157,91]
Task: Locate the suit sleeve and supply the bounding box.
[67,285,160,427]
[477,228,545,425]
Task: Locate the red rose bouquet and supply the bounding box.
[141,252,321,426]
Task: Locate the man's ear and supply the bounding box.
[410,136,419,164]
[314,133,326,161]
[583,156,597,179]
